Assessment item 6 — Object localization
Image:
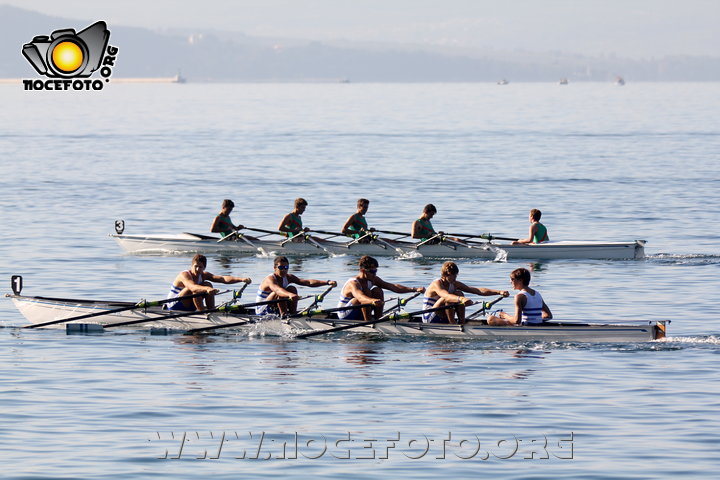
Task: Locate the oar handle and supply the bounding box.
[398,291,422,306]
[483,295,507,310]
[315,284,336,303]
[467,295,507,320]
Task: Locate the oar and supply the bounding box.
[466,295,507,321]
[291,302,375,318]
[221,281,250,307]
[102,295,312,329]
[345,231,374,246]
[295,302,462,339]
[380,291,422,316]
[369,234,408,255]
[221,231,269,255]
[374,229,411,238]
[23,290,231,329]
[308,229,345,239]
[302,233,336,255]
[299,284,336,313]
[446,232,519,242]
[276,230,334,255]
[242,226,285,237]
[413,233,443,248]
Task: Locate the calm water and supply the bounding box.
[1,82,719,479]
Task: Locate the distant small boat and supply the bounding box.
[615,76,625,86]
[497,78,509,85]
[559,78,568,85]
[173,71,187,84]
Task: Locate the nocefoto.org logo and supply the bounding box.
[22,21,119,91]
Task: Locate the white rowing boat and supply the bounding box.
[7,293,667,343]
[110,232,646,260]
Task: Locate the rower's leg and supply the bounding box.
[285,286,299,315]
[455,290,466,324]
[178,288,197,310]
[434,298,455,324]
[265,291,285,315]
[202,281,215,309]
[371,286,384,320]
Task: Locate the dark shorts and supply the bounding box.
[166,300,195,312]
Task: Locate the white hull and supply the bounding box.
[9,295,666,343]
[111,234,645,260]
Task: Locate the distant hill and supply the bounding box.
[2,5,719,82]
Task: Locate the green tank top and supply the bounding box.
[216,214,234,237]
[283,213,303,238]
[532,222,549,243]
[416,218,436,241]
[347,214,368,239]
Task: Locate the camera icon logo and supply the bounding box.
[22,21,110,78]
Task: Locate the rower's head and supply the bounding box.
[274,256,290,276]
[221,199,234,214]
[510,267,531,289]
[423,203,437,219]
[294,198,308,214]
[357,198,370,214]
[359,255,379,277]
[530,209,542,222]
[191,254,208,275]
[441,261,459,281]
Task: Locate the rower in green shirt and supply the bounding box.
[210,199,244,238]
[342,198,374,240]
[411,204,438,242]
[278,198,310,239]
[512,209,549,245]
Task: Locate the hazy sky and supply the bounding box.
[8,0,720,58]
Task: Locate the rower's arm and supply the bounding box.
[341,215,356,235]
[458,281,509,297]
[411,220,422,239]
[376,277,425,294]
[434,285,465,303]
[513,224,537,245]
[510,293,526,324]
[210,215,224,233]
[205,272,251,285]
[541,301,553,320]
[179,272,216,294]
[346,281,379,304]
[295,277,336,288]
[278,214,294,234]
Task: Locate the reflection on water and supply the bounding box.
[344,344,382,366]
[426,347,464,363]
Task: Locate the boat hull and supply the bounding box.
[111,234,645,260]
[9,295,666,343]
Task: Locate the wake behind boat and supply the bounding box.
[110,224,646,260]
[7,281,667,343]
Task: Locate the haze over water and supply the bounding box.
[1,82,719,478]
